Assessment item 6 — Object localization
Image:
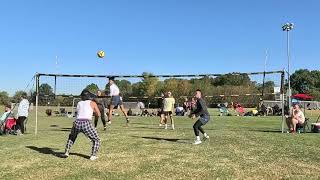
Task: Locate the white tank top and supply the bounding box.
[77,100,93,120]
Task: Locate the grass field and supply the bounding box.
[1,108,320,179]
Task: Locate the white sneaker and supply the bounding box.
[90,156,98,161]
[203,134,209,141]
[107,121,112,125]
[159,124,163,127]
[164,124,168,130]
[193,140,202,145]
[64,152,69,158]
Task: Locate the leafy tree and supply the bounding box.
[140,72,159,98]
[190,76,215,96]
[131,82,144,97]
[0,91,9,105]
[39,83,54,95]
[290,69,313,93]
[12,90,27,103]
[84,83,99,94]
[213,73,251,86]
[114,80,132,97]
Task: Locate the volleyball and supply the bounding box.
[97,50,105,58]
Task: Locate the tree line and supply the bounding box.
[1,69,320,107]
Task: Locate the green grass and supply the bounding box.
[1,108,320,179]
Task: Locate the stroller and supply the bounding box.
[0,113,16,135]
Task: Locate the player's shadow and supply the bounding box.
[132,136,190,144]
[248,129,282,133]
[26,146,90,159]
[50,127,72,132]
[134,126,164,130]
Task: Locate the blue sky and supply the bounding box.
[1,0,319,95]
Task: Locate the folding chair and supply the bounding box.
[296,118,310,133]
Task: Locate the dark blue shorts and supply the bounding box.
[111,96,123,107]
[199,115,210,125]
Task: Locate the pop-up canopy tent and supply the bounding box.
[292,93,314,101]
[291,93,314,114]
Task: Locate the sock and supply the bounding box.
[196,136,200,141]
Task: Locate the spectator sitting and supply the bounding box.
[137,101,145,116]
[286,103,305,133]
[236,104,245,116]
[0,104,15,134]
[141,109,150,116]
[0,104,14,123]
[127,108,133,116]
[272,104,281,115]
[175,106,185,116]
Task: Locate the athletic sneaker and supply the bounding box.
[126,118,130,124]
[103,126,107,131]
[90,156,98,161]
[193,140,202,145]
[203,134,209,141]
[63,152,69,158]
[107,121,112,125]
[159,124,163,127]
[164,124,168,130]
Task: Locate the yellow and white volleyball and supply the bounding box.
[97,50,105,58]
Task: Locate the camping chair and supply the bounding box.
[236,106,245,116]
[296,118,310,133]
[219,107,229,116]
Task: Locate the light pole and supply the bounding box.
[282,22,294,109]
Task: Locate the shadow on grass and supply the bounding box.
[134,126,164,130]
[49,127,72,132]
[131,136,190,144]
[26,146,90,159]
[248,129,283,133]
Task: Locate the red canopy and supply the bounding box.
[291,93,314,100]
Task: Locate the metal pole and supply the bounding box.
[72,98,76,117]
[54,75,57,99]
[287,30,292,110]
[281,71,285,133]
[262,49,268,98]
[35,74,40,135]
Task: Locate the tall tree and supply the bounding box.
[85,83,99,94]
[290,69,314,93]
[12,91,27,103]
[213,73,251,86]
[114,80,132,97]
[140,72,159,97]
[39,83,54,95]
[0,91,9,105]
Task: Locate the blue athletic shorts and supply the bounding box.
[199,115,210,125]
[111,96,123,107]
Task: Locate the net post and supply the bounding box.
[54,75,57,99]
[280,70,285,133]
[35,73,40,136]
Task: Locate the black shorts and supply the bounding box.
[163,111,173,116]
